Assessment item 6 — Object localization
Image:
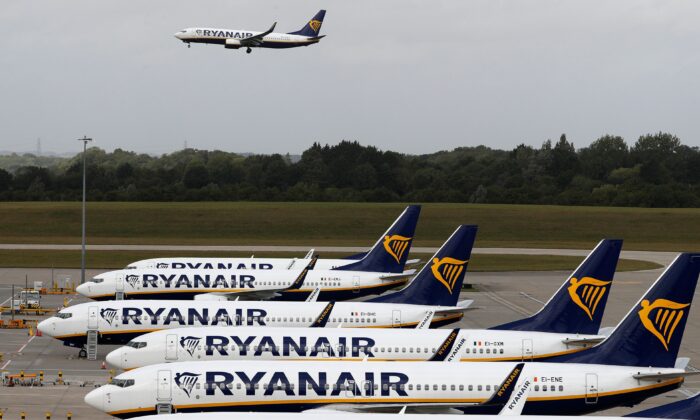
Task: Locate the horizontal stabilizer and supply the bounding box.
[434,300,474,314]
[632,371,700,380]
[561,336,606,346]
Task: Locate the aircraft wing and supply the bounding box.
[239,22,276,47]
[306,404,467,414]
[197,255,318,301]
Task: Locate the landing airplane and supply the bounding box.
[175,10,326,54]
[106,239,622,369]
[83,253,700,418]
[38,226,477,351]
[123,205,420,273]
[77,206,421,301]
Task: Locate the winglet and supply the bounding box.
[305,287,321,303]
[416,310,435,330]
[287,255,318,291]
[460,363,528,414]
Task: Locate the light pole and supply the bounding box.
[78,136,93,284]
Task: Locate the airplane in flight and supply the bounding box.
[76,206,421,301]
[123,205,420,272]
[83,253,700,418]
[106,239,623,369]
[174,10,326,54]
[38,225,477,351]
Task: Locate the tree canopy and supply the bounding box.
[1,133,699,207]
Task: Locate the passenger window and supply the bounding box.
[442,384,446,391]
[417,384,421,391]
[459,385,464,391]
[543,385,548,392]
[468,385,473,391]
[451,385,455,391]
[500,349,504,354]
[486,385,491,391]
[534,385,540,391]
[559,385,564,391]
[478,385,482,391]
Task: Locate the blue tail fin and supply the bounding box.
[492,239,622,334]
[369,225,477,306]
[553,253,700,367]
[627,393,700,419]
[289,10,325,37]
[334,205,420,273]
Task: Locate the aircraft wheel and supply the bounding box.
[246,48,252,54]
[78,348,87,358]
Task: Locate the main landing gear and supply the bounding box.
[187,43,191,48]
[246,47,252,54]
[78,346,87,359]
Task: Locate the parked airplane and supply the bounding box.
[123,205,420,272]
[82,253,700,418]
[38,225,477,352]
[175,10,326,54]
[105,239,622,369]
[105,392,700,419]
[77,206,421,301]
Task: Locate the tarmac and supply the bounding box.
[0,264,698,419]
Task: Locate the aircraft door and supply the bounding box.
[585,373,598,404]
[157,370,172,401]
[116,274,124,292]
[522,339,533,361]
[353,276,360,293]
[88,306,99,330]
[165,334,178,361]
[392,310,401,327]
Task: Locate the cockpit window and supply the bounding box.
[112,378,135,388]
[179,30,187,33]
[57,312,73,319]
[126,341,147,349]
[91,278,104,283]
[125,266,136,270]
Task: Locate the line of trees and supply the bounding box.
[1,132,699,207]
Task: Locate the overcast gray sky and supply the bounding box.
[1,0,698,155]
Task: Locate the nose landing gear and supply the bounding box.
[246,47,252,54]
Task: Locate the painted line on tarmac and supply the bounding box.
[1,359,11,369]
[479,285,531,317]
[17,335,36,353]
[519,292,545,305]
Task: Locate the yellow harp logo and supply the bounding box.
[309,20,322,33]
[638,298,689,351]
[383,235,412,264]
[431,257,468,294]
[567,277,612,320]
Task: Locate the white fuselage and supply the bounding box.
[37,300,466,347]
[106,326,603,370]
[83,360,684,418]
[77,267,408,301]
[122,412,665,420]
[125,257,353,271]
[175,28,317,49]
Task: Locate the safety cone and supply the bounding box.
[101,361,106,370]
[36,329,43,337]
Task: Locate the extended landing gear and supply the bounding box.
[246,47,252,54]
[187,43,191,48]
[78,347,87,359]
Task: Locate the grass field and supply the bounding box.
[0,202,696,251]
[0,250,660,272]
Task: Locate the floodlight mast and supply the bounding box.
[77,136,93,284]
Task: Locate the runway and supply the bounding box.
[0,265,697,418]
[0,244,678,266]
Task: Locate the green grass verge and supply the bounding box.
[0,202,695,251]
[0,250,660,272]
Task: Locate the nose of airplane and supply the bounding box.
[174,31,185,40]
[37,318,54,337]
[75,283,90,296]
[106,348,123,369]
[84,387,105,411]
